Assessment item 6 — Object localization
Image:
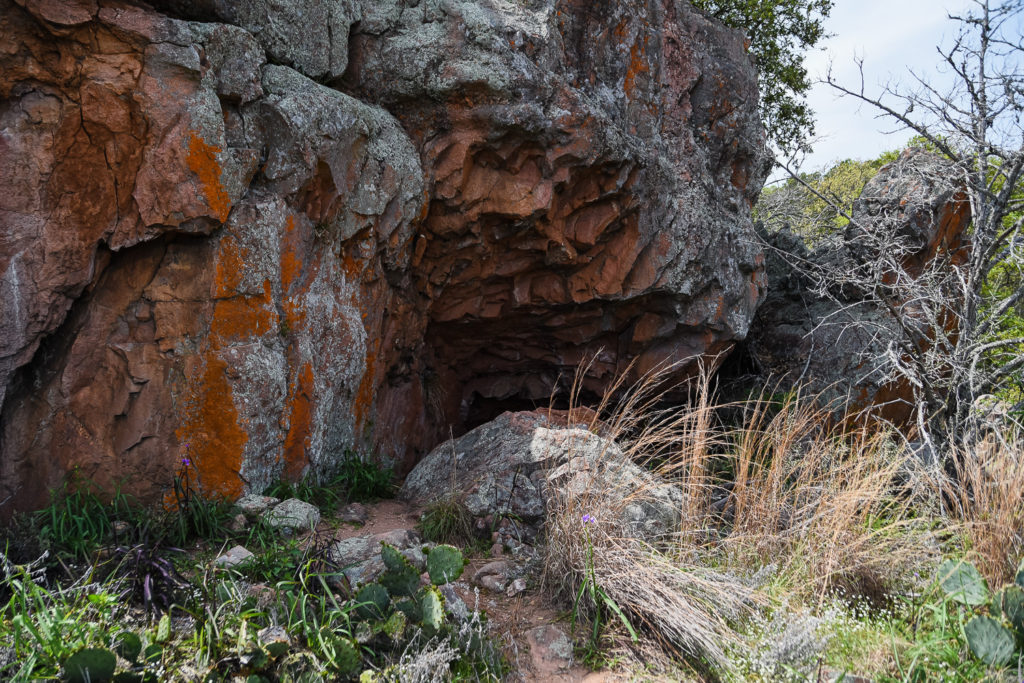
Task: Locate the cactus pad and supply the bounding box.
[63,648,117,683]
[419,585,446,635]
[355,583,391,620]
[938,559,989,606]
[998,585,1024,632]
[964,615,1015,667]
[426,545,465,585]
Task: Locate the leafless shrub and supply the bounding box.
[772,0,1024,456]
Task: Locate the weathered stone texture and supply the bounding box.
[1,0,767,512]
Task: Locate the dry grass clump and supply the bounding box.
[714,398,940,603]
[543,484,756,670]
[943,433,1024,586]
[542,359,942,672]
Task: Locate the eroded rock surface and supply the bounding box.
[1,0,767,512]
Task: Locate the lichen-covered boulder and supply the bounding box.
[745,149,971,425]
[262,498,321,533]
[401,410,683,541]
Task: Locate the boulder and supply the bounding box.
[1,0,767,513]
[235,495,280,519]
[744,149,971,425]
[262,498,320,533]
[327,528,424,588]
[401,410,684,541]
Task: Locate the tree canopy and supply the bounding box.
[691,0,834,156]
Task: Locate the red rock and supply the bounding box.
[0,0,768,513]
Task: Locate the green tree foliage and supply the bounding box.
[692,0,834,155]
[755,149,898,242]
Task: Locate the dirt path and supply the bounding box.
[320,499,615,682]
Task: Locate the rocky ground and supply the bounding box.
[210,495,612,682]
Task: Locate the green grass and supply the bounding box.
[417,497,475,546]
[265,451,395,510]
[1,487,504,683]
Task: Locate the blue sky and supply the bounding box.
[796,0,979,173]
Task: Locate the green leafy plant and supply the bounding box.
[265,452,394,512]
[936,556,1024,668]
[334,452,395,502]
[351,543,466,642]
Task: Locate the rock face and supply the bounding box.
[745,150,970,424]
[1,0,767,513]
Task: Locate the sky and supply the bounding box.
[794,0,980,174]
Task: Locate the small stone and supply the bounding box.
[527,625,573,674]
[228,513,248,532]
[257,625,291,649]
[473,560,510,582]
[478,574,507,592]
[235,494,280,518]
[490,543,503,557]
[262,498,320,532]
[338,502,369,524]
[214,545,255,568]
[506,577,527,597]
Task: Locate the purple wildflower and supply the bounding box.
[581,514,596,525]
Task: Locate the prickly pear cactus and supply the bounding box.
[380,543,408,573]
[997,585,1024,632]
[379,543,419,598]
[419,585,446,635]
[332,636,362,676]
[938,559,989,606]
[964,615,1015,667]
[114,632,142,664]
[355,583,391,620]
[379,610,408,641]
[426,545,465,585]
[394,598,421,623]
[1016,557,1024,588]
[62,648,117,683]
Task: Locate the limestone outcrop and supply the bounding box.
[1,0,767,512]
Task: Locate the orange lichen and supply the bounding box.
[621,24,649,99]
[213,234,248,296]
[186,132,231,222]
[174,355,247,499]
[281,362,314,481]
[210,280,276,345]
[341,250,363,280]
